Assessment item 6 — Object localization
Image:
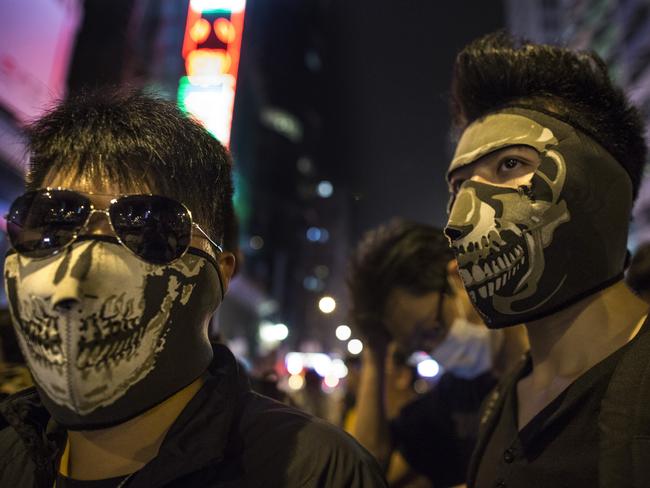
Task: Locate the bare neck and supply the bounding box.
[64,376,205,480]
[524,281,648,386]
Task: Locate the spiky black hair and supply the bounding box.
[451,31,647,197]
[25,87,234,243]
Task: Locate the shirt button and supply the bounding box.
[495,479,506,488]
[503,448,515,463]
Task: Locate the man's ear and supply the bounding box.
[446,258,464,294]
[217,252,236,293]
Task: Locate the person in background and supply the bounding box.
[0,308,32,399]
[341,355,362,430]
[444,32,650,487]
[0,89,386,487]
[626,242,650,303]
[349,220,527,487]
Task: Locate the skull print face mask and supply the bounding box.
[445,108,633,328]
[4,239,223,430]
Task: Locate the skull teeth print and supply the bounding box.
[15,297,64,367]
[76,293,147,371]
[16,293,148,373]
[458,244,527,299]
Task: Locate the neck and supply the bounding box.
[63,376,205,480]
[524,281,648,385]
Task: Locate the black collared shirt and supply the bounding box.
[470,347,628,488]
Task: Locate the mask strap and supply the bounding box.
[187,248,226,300]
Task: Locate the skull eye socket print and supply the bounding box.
[445,108,633,328]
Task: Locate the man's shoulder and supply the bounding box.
[236,391,387,486]
[238,390,378,456]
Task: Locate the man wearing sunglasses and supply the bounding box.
[0,90,385,487]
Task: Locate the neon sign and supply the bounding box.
[178,0,246,146]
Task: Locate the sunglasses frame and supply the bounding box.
[5,187,224,264]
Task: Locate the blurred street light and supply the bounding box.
[318,296,336,314]
[317,180,333,198]
[347,339,363,355]
[335,325,352,341]
[417,358,440,378]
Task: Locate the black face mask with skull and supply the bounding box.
[445,108,633,328]
[4,240,223,430]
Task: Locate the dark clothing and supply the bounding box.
[471,350,625,488]
[390,371,497,487]
[0,344,387,488]
[55,473,130,488]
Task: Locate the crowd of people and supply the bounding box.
[1,31,650,487]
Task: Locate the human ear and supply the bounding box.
[217,252,236,293]
[446,259,465,294]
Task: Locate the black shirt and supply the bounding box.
[0,344,387,487]
[390,371,497,487]
[55,473,132,488]
[471,347,628,488]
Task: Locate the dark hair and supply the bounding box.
[627,243,650,294]
[347,220,453,337]
[451,31,647,198]
[25,88,234,243]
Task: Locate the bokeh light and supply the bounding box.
[417,358,440,378]
[335,325,352,341]
[317,180,333,198]
[214,17,236,43]
[318,296,336,314]
[347,339,363,355]
[288,374,305,390]
[324,374,340,388]
[285,353,304,375]
[190,18,211,44]
[249,235,264,250]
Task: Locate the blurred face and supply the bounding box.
[383,287,447,353]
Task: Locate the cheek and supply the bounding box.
[15,255,63,297]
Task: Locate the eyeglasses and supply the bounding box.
[5,188,223,265]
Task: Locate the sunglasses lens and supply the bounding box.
[7,190,90,258]
[109,195,192,264]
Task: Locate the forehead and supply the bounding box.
[385,288,440,323]
[448,113,558,178]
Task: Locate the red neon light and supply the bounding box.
[227,9,245,77]
[181,6,202,59]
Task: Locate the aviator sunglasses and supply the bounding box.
[5,188,223,265]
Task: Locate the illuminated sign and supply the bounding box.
[178,0,246,146]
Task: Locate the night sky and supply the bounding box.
[329,0,505,239]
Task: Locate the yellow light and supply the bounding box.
[186,49,232,78]
[318,296,336,314]
[214,18,236,43]
[324,375,339,388]
[288,374,305,390]
[190,18,211,44]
